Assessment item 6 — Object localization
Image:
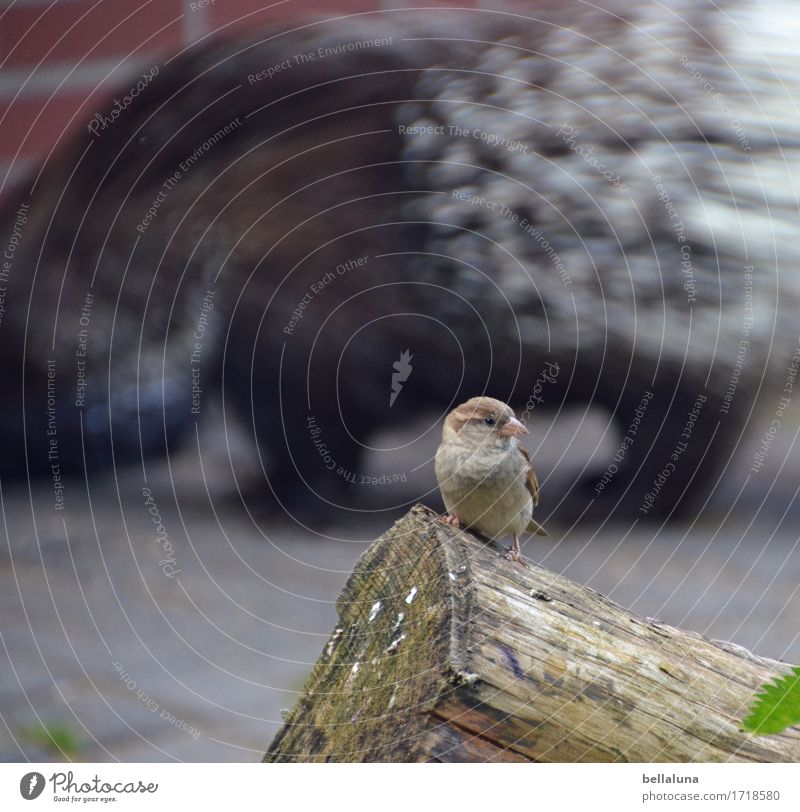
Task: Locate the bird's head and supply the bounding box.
[442,396,528,445]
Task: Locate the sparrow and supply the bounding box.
[434,396,547,564]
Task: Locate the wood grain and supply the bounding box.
[265,505,800,762]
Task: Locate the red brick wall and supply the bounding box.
[0,0,484,205]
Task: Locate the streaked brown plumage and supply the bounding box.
[434,396,547,564]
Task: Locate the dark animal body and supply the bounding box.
[1,1,797,522]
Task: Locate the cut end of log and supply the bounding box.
[265,505,800,763]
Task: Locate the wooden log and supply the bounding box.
[265,505,800,762]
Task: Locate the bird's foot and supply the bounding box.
[438,513,461,528]
[505,534,529,567]
[504,548,529,567]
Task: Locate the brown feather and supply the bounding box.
[518,444,548,536]
[517,444,540,507]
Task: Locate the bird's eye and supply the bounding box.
[483,417,496,426]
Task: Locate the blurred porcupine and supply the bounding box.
[1,0,797,521]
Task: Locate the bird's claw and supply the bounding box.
[438,514,461,528]
[504,548,529,567]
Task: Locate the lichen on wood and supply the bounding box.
[265,505,800,762]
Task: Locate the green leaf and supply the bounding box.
[21,721,82,756]
[742,666,800,735]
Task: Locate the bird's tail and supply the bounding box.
[527,518,549,537]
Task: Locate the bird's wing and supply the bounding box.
[519,444,548,537]
[517,444,540,506]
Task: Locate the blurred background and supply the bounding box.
[0,0,382,201]
[1,0,800,763]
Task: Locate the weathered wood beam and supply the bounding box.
[265,505,800,762]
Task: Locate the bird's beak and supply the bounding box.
[500,416,528,437]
